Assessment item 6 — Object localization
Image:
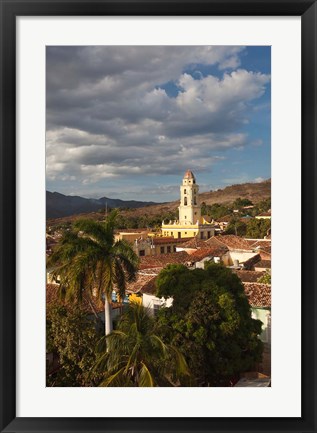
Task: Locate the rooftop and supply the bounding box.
[189,248,223,262]
[183,170,195,180]
[153,236,193,245]
[139,251,190,270]
[126,269,161,295]
[256,211,271,217]
[178,237,210,249]
[243,282,271,308]
[233,270,265,283]
[215,235,254,251]
[46,283,105,314]
[254,260,271,269]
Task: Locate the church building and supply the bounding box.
[161,170,215,239]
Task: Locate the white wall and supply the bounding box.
[142,293,173,314]
[251,308,271,343]
[229,251,258,264]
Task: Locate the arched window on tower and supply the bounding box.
[184,197,187,206]
[184,189,187,194]
[194,197,197,205]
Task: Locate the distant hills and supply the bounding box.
[47,179,271,221]
[46,191,161,219]
[199,179,271,206]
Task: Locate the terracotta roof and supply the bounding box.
[233,270,265,282]
[139,251,190,270]
[190,249,219,262]
[204,236,229,251]
[248,239,272,255]
[126,269,160,295]
[184,170,195,180]
[46,283,104,314]
[254,260,271,269]
[243,283,271,308]
[256,211,271,217]
[259,252,272,261]
[215,235,254,251]
[178,237,209,249]
[153,236,193,245]
[243,254,261,270]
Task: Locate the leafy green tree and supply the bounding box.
[202,203,231,220]
[248,198,271,217]
[156,263,263,386]
[246,218,271,239]
[46,305,102,386]
[225,218,247,236]
[95,303,189,387]
[47,211,139,335]
[233,198,253,208]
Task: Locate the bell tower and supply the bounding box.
[178,170,201,225]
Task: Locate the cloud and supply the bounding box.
[46,46,270,196]
[254,177,266,183]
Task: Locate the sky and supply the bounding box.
[46,46,271,202]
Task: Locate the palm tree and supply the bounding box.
[94,303,190,386]
[47,211,139,336]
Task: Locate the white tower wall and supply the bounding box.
[178,171,201,224]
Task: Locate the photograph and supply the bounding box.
[1,0,316,430]
[45,45,272,388]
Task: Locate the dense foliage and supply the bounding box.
[201,198,270,221]
[94,303,189,387]
[201,202,232,220]
[156,263,263,386]
[225,218,247,236]
[245,218,271,239]
[46,305,103,386]
[47,212,139,335]
[113,211,177,230]
[257,270,271,284]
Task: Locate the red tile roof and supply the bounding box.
[139,251,190,270]
[184,170,195,179]
[46,283,105,314]
[126,270,160,295]
[233,270,265,283]
[248,239,272,255]
[242,254,261,270]
[256,211,271,217]
[178,237,208,249]
[215,235,254,251]
[243,283,271,308]
[153,236,193,245]
[254,260,271,269]
[189,249,220,262]
[179,236,229,253]
[204,236,229,251]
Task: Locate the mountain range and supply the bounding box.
[47,179,270,220]
[46,191,161,219]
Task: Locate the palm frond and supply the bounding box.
[139,362,155,387]
[99,366,128,387]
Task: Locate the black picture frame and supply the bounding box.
[0,1,316,432]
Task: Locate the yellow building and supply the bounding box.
[162,170,215,239]
[255,211,271,220]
